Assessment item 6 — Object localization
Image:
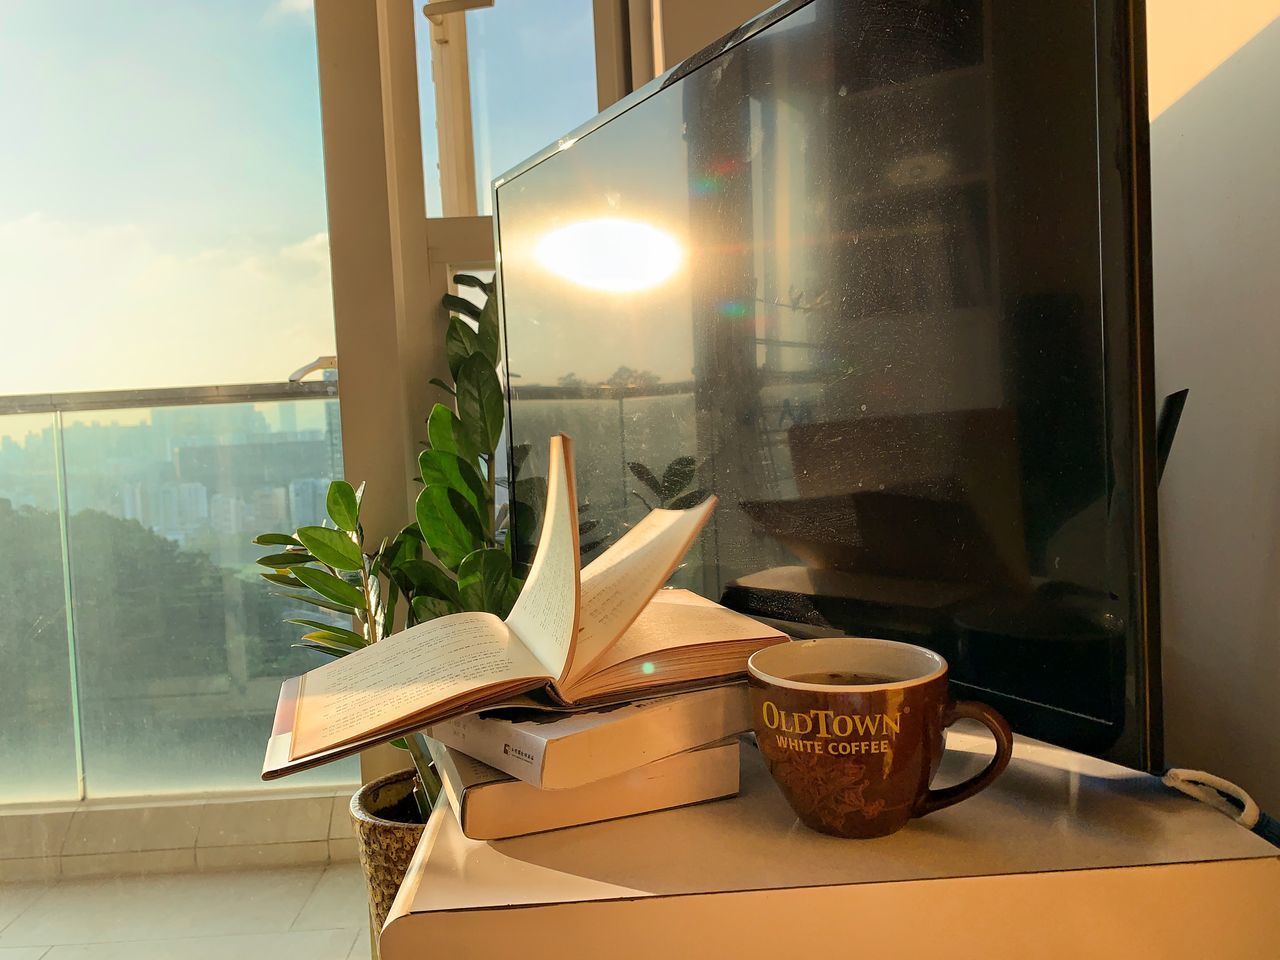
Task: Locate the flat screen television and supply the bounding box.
[494,0,1160,770]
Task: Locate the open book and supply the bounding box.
[264,435,787,778]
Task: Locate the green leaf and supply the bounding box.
[389,737,411,751]
[259,571,303,588]
[397,559,463,607]
[660,456,697,502]
[412,595,456,623]
[418,450,486,518]
[457,548,512,614]
[666,488,711,510]
[452,273,491,293]
[285,619,367,648]
[253,532,299,547]
[300,630,363,650]
[291,566,366,609]
[257,552,315,569]
[627,461,664,499]
[429,376,456,396]
[296,526,363,572]
[381,575,399,640]
[454,354,504,456]
[502,576,524,616]
[397,523,425,543]
[293,642,345,660]
[426,402,477,462]
[443,292,482,320]
[366,573,384,642]
[474,296,500,364]
[326,481,360,532]
[446,316,479,380]
[272,591,360,617]
[416,484,487,569]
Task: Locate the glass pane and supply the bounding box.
[468,0,598,212]
[414,3,445,217]
[0,2,336,394]
[0,414,79,802]
[61,398,356,796]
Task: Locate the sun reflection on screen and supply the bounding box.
[534,218,683,293]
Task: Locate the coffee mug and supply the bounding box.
[748,637,1013,838]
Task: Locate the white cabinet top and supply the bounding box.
[387,729,1275,926]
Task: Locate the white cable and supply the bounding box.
[1162,768,1261,829]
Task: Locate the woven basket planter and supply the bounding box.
[350,768,427,934]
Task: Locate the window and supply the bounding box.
[467,0,599,212]
[414,0,599,216]
[0,1,354,801]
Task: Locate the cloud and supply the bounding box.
[280,232,331,267]
[266,0,313,19]
[0,214,335,396]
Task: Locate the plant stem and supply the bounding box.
[359,561,377,643]
[404,735,442,821]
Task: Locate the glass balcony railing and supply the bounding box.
[0,381,359,803]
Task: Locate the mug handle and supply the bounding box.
[914,700,1014,816]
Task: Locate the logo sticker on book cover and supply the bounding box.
[503,743,535,764]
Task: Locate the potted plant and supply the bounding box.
[252,274,526,928]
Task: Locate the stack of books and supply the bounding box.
[262,436,788,839]
[417,682,752,840]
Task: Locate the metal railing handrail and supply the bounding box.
[0,380,337,416]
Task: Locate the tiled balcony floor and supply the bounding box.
[0,862,371,959]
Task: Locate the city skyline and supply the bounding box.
[0,399,341,567]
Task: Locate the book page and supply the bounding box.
[290,612,549,760]
[593,589,780,671]
[505,434,582,681]
[563,497,717,689]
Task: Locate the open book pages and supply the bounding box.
[287,435,579,761]
[564,501,719,685]
[288,612,549,760]
[560,590,788,702]
[274,433,786,772]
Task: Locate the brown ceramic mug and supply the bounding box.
[748,637,1013,838]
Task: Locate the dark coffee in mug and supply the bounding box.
[786,671,899,686]
[748,637,1013,839]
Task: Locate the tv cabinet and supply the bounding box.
[381,731,1278,958]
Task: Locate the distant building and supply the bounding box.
[121,482,145,524]
[288,478,328,529]
[210,493,250,535]
[251,487,289,532]
[179,482,209,525]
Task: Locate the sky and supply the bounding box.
[0,0,343,398]
[460,0,597,212]
[0,0,597,408]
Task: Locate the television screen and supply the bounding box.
[495,0,1159,768]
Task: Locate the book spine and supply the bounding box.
[437,740,742,841]
[428,718,550,788]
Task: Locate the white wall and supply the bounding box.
[1150,16,1280,809]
